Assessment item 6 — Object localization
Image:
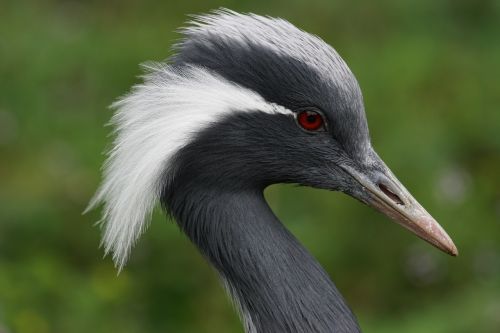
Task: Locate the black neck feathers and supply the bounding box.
[162,185,360,332]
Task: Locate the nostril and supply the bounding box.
[378,183,404,206]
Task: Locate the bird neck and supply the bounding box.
[165,187,361,333]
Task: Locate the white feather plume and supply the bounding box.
[86,64,290,269]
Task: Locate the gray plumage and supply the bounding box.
[174,10,370,161]
[166,10,368,332]
[89,8,458,333]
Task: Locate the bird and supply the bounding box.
[87,9,458,333]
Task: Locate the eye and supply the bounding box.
[296,110,326,132]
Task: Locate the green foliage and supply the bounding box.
[1,0,499,332]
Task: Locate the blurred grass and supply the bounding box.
[0,0,499,332]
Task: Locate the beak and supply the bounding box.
[341,163,458,256]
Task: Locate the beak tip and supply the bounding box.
[434,222,459,257]
[447,243,459,257]
[428,220,459,257]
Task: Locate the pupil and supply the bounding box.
[307,115,317,123]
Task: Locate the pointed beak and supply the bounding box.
[341,163,458,256]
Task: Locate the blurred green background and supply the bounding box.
[1,0,499,332]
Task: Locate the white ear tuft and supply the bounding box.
[87,64,287,269]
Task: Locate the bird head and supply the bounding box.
[88,10,457,268]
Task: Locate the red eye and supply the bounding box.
[297,110,325,131]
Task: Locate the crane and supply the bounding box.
[87,9,457,333]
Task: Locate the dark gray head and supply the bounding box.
[173,10,369,161]
[87,9,458,333]
[88,9,457,270]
